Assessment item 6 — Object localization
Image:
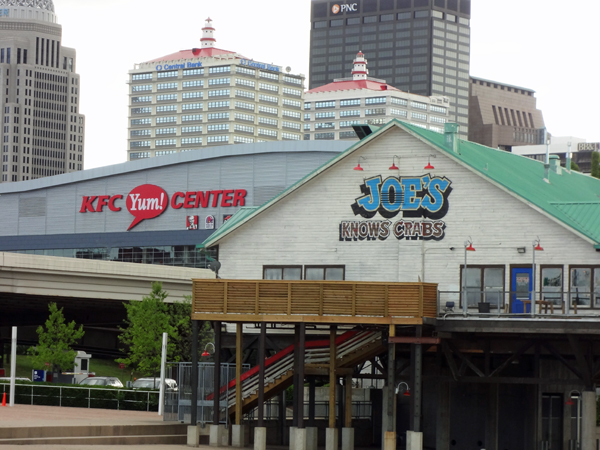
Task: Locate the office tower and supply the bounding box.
[0,0,85,182]
[305,50,449,140]
[127,18,305,161]
[309,0,470,136]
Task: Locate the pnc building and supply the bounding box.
[127,18,305,162]
[309,0,471,137]
[0,0,85,183]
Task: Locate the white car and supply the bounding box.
[132,377,178,391]
[79,376,123,387]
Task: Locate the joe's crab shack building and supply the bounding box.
[191,120,600,450]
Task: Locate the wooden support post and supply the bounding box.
[345,374,352,428]
[298,323,306,429]
[213,321,221,426]
[235,322,243,425]
[329,325,337,429]
[190,320,199,425]
[258,322,266,428]
[308,377,316,427]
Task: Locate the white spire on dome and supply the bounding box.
[200,17,216,48]
[351,51,368,81]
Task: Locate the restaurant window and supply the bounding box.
[541,266,563,307]
[460,266,504,308]
[305,266,345,281]
[263,266,302,280]
[568,266,600,308]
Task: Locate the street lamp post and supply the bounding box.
[531,238,544,316]
[463,239,475,317]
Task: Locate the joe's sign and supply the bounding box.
[79,184,247,231]
[340,174,452,241]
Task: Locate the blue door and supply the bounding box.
[511,267,532,313]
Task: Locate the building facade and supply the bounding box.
[0,0,84,183]
[127,18,305,162]
[0,140,347,267]
[304,51,449,141]
[200,121,600,449]
[309,0,470,136]
[468,76,545,151]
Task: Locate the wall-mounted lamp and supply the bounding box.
[424,154,436,170]
[565,390,581,406]
[517,247,526,254]
[389,155,400,171]
[354,156,366,171]
[395,381,410,396]
[201,342,215,357]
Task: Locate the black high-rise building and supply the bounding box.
[309,0,471,136]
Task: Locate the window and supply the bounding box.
[156,139,176,146]
[157,94,177,101]
[259,117,278,126]
[157,105,177,113]
[157,82,177,90]
[315,132,334,140]
[156,116,177,124]
[208,89,230,97]
[263,266,302,280]
[339,131,357,139]
[234,124,254,133]
[390,108,408,117]
[132,96,151,103]
[258,128,277,137]
[183,103,203,110]
[208,112,229,120]
[207,135,228,143]
[132,107,151,114]
[411,112,427,121]
[283,76,302,85]
[366,97,386,105]
[283,98,301,108]
[183,80,204,88]
[283,87,302,97]
[208,123,229,132]
[236,78,255,88]
[182,137,203,144]
[568,267,600,308]
[156,127,176,135]
[236,66,255,76]
[131,118,151,125]
[182,91,203,99]
[236,101,255,111]
[130,152,150,159]
[282,121,300,130]
[340,99,360,107]
[130,129,151,137]
[182,126,202,133]
[340,120,361,128]
[234,135,254,144]
[208,101,229,109]
[259,105,278,115]
[315,122,334,129]
[209,66,231,74]
[259,71,279,80]
[132,73,152,81]
[316,111,335,119]
[461,266,504,308]
[157,70,178,78]
[156,150,177,156]
[282,110,300,119]
[305,266,345,280]
[130,141,150,148]
[259,82,278,92]
[209,77,231,85]
[259,94,278,103]
[340,110,360,117]
[315,101,335,109]
[391,98,408,107]
[235,112,255,122]
[182,114,202,122]
[541,266,563,308]
[132,85,152,92]
[282,132,300,140]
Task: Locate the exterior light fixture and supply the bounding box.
[389,155,400,170]
[424,154,436,170]
[565,390,580,406]
[463,238,475,316]
[201,342,215,357]
[354,156,366,171]
[395,381,410,396]
[530,237,544,316]
[517,247,526,254]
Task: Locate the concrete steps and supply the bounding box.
[0,423,187,445]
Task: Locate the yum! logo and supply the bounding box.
[79,184,247,231]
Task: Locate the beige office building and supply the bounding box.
[304,52,450,141]
[0,0,84,183]
[127,18,305,161]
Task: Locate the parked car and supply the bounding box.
[79,376,123,387]
[132,377,178,391]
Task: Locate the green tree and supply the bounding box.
[27,302,85,372]
[116,282,177,376]
[168,296,214,362]
[592,151,600,179]
[571,161,580,172]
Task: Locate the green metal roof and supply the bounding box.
[201,119,600,248]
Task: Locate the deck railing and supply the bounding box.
[192,279,438,324]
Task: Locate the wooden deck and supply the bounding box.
[191,279,438,325]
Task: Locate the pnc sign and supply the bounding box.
[339,174,452,242]
[79,184,247,231]
[332,3,358,14]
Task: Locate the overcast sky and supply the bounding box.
[53,0,600,170]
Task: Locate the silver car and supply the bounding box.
[132,377,178,391]
[79,376,123,387]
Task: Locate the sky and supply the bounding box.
[52,0,600,170]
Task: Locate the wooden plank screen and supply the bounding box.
[192,279,438,324]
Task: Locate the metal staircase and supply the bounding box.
[207,330,384,417]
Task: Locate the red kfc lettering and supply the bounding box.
[79,196,98,213]
[96,195,110,212]
[211,190,223,207]
[108,195,122,212]
[171,192,185,209]
[183,191,196,209]
[221,190,234,207]
[232,189,247,207]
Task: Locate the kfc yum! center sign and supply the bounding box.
[79,184,247,230]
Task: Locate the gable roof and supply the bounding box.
[200,120,600,249]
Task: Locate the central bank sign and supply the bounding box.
[339,174,452,242]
